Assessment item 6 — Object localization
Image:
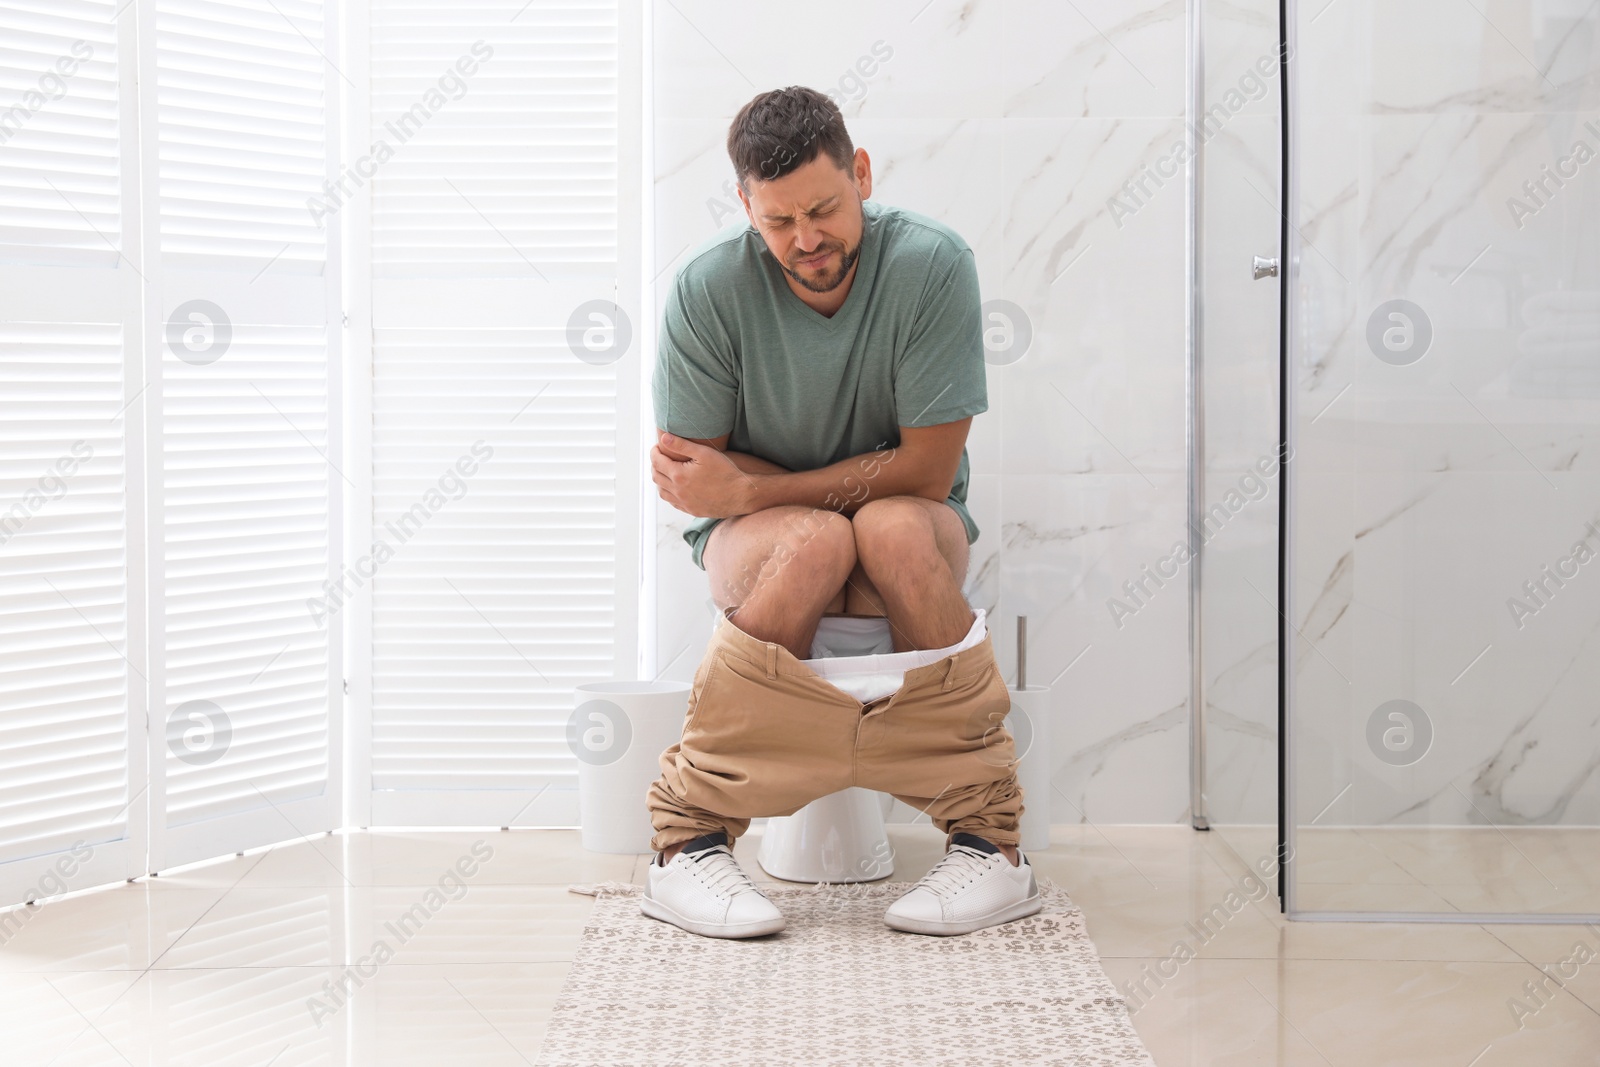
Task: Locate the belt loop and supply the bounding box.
[764,641,779,680]
[942,653,960,692]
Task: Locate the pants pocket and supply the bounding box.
[675,650,856,818]
[679,647,725,738]
[857,659,1017,796]
[967,662,1020,769]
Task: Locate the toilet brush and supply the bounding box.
[1016,615,1027,689]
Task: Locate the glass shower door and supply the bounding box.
[1284,0,1600,919]
[1195,0,1289,861]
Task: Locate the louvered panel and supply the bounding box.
[156,0,327,270]
[369,0,618,278]
[369,327,615,793]
[0,323,131,862]
[163,324,330,825]
[0,0,121,266]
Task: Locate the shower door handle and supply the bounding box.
[1253,255,1280,280]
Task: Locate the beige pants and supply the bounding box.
[646,613,1024,853]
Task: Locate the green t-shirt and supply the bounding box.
[652,199,987,570]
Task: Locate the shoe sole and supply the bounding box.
[883,890,1043,936]
[640,894,786,939]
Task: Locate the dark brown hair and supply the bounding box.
[727,86,855,191]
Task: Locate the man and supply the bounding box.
[643,86,1037,939]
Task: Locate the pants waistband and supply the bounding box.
[709,610,996,693]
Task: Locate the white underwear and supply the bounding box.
[796,608,988,704]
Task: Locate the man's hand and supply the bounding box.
[651,432,762,518]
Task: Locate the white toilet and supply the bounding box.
[756,785,894,883]
[721,608,991,884]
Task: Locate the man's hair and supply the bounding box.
[727,86,855,192]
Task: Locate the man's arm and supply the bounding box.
[660,432,791,477]
[649,431,785,517]
[743,419,967,513]
[650,419,970,519]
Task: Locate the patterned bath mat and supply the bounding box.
[536,878,1155,1067]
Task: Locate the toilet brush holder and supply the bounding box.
[1009,615,1052,853]
[1007,684,1053,853]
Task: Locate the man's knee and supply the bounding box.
[851,496,940,566]
[733,506,856,598]
[773,506,855,574]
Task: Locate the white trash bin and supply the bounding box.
[571,680,690,854]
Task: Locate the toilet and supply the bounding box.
[707,606,990,884]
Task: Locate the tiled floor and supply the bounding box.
[2,825,1598,1065]
[1278,825,1600,916]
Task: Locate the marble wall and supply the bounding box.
[650,0,1212,826]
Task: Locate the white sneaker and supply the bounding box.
[642,835,786,939]
[884,835,1042,936]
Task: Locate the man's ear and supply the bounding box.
[853,147,872,201]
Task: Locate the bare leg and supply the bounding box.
[702,497,970,653]
[703,505,856,658]
[849,497,973,652]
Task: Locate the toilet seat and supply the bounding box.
[797,608,989,704]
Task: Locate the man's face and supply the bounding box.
[738,148,872,294]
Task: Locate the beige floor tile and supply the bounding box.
[1512,830,1600,890]
[153,832,352,890]
[1480,923,1600,1016]
[1060,866,1288,961]
[151,885,597,969]
[1107,956,1600,1067]
[1274,958,1600,1067]
[1292,878,1460,914]
[1290,827,1423,885]
[1432,876,1600,917]
[1201,826,1286,881]
[0,970,150,1066]
[1046,823,1232,885]
[99,966,351,1066]
[13,963,568,1066]
[15,827,1600,1065]
[1102,958,1346,1067]
[158,829,637,890]
[1355,827,1573,887]
[357,830,636,887]
[1269,919,1524,963]
[1206,824,1277,861]
[0,883,230,972]
[360,961,570,1066]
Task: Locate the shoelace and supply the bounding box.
[912,845,995,896]
[689,847,763,899]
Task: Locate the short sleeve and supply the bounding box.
[651,275,737,438]
[894,248,987,428]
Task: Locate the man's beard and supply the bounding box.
[783,240,861,293]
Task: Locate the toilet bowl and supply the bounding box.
[756,785,895,883]
[740,607,990,883]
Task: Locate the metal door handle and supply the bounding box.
[1253,255,1280,280]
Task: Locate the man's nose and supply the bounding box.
[793,217,822,250]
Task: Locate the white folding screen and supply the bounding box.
[150,0,341,869]
[0,0,147,905]
[358,0,637,826]
[1,0,636,905]
[0,0,341,903]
